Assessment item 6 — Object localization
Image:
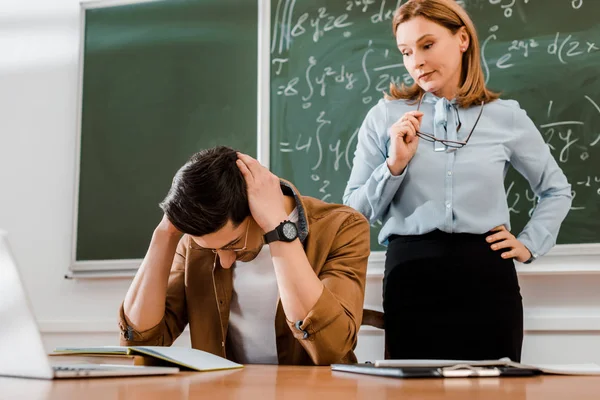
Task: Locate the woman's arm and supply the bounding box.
[508,106,573,258]
[343,100,418,223]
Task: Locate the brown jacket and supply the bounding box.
[118,181,370,365]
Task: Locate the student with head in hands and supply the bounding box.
[120,146,370,366]
[343,0,571,362]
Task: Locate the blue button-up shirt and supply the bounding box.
[343,95,572,257]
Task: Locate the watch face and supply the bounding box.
[282,222,298,240]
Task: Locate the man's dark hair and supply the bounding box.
[159,146,250,236]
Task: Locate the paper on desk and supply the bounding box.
[130,346,242,372]
[528,364,600,375]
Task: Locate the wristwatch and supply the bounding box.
[263,220,298,244]
[523,250,538,264]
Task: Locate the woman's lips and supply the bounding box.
[419,71,434,81]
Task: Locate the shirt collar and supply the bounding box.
[422,93,460,133]
[279,179,309,243]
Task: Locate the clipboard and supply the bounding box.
[331,363,541,379]
[373,358,600,375]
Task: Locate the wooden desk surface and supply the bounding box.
[1,365,599,400]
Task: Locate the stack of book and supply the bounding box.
[49,346,243,372]
[48,353,162,367]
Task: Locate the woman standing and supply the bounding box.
[343,0,572,362]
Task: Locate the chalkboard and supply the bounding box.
[270,0,600,250]
[75,0,258,261]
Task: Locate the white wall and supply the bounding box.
[0,0,134,348]
[1,0,599,365]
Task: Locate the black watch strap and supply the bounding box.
[263,220,298,244]
[263,226,282,244]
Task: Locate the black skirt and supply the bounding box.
[383,230,523,362]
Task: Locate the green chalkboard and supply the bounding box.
[76,0,258,261]
[270,0,600,250]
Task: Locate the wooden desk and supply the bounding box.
[1,366,599,400]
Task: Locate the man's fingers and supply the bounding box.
[237,152,264,177]
[236,152,257,165]
[235,159,253,181]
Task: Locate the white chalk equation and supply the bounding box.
[271,0,402,55]
[488,0,584,18]
[505,95,600,216]
[274,46,411,110]
[481,26,598,84]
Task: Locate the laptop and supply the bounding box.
[0,231,179,379]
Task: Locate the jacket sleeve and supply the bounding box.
[286,212,370,365]
[343,100,406,223]
[508,106,573,257]
[118,237,189,346]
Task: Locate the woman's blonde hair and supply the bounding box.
[387,0,499,107]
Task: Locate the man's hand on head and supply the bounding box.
[236,153,288,233]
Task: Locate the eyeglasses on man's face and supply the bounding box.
[207,218,251,268]
[209,218,251,254]
[415,92,485,149]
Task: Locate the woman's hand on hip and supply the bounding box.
[386,111,423,176]
[486,225,532,263]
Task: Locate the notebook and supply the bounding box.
[53,346,243,372]
[48,353,153,367]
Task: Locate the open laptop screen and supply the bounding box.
[0,232,58,379]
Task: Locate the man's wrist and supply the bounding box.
[261,213,289,233]
[153,226,182,241]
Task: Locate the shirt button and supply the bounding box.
[447,171,452,176]
[446,203,451,209]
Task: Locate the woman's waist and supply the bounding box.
[388,229,490,243]
[379,214,509,244]
[385,228,515,267]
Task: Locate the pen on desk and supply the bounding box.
[440,366,501,378]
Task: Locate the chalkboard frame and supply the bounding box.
[69,0,600,278]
